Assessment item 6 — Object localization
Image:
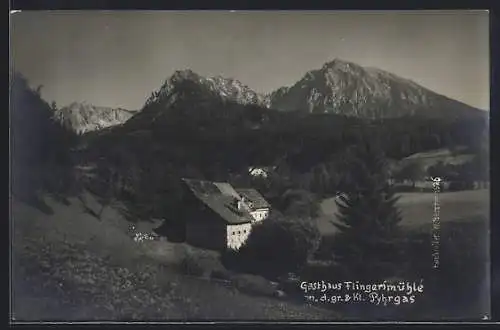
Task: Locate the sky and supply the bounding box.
[10,10,490,110]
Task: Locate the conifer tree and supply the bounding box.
[332,142,405,280]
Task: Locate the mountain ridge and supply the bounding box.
[267,58,485,118]
[51,58,487,134]
[144,69,271,109]
[140,58,485,120]
[53,102,139,134]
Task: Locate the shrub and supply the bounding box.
[300,261,340,282]
[231,274,276,297]
[222,215,321,280]
[179,252,206,277]
[280,189,321,218]
[277,279,301,296]
[179,246,227,279]
[400,218,488,318]
[209,268,233,281]
[314,234,336,261]
[220,248,242,271]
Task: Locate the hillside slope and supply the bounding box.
[11,194,338,321]
[400,147,476,170]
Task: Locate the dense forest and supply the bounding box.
[10,72,78,205]
[73,79,489,221]
[10,72,489,222]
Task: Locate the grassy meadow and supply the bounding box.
[316,189,490,235]
[312,189,490,320]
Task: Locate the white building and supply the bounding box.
[235,188,271,224]
[181,179,272,251]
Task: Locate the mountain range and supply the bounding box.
[11,61,488,221]
[53,58,486,134]
[53,102,139,134]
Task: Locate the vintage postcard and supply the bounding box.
[10,10,490,322]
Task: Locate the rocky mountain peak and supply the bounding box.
[54,102,138,134]
[322,58,354,69]
[169,69,201,83]
[268,59,441,117]
[145,70,270,108]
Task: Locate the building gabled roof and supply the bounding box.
[234,188,270,209]
[213,182,241,199]
[182,178,253,225]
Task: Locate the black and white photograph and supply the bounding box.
[10,10,490,322]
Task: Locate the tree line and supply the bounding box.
[10,72,488,221]
[10,72,78,208]
[76,82,488,223]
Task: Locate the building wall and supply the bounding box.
[186,218,227,250]
[181,189,227,250]
[226,223,253,250]
[250,208,269,223]
[249,168,268,178]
